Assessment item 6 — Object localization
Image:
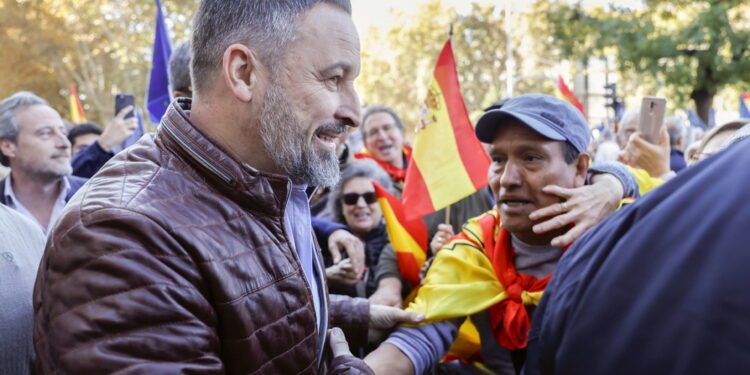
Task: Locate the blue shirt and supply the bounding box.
[283,183,327,363]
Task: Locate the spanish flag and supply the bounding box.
[556,76,586,118]
[740,93,750,118]
[373,181,428,287]
[401,39,491,221]
[68,83,87,124]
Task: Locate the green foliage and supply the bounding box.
[0,0,195,125]
[543,0,750,122]
[358,1,525,134]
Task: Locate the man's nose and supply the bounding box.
[55,131,71,149]
[499,162,522,188]
[335,84,361,129]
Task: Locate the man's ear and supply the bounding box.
[221,44,261,103]
[0,139,17,162]
[574,152,590,187]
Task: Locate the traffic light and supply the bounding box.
[604,83,618,108]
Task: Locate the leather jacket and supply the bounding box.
[34,99,370,374]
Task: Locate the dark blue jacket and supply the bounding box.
[72,141,114,178]
[670,148,687,173]
[524,137,750,375]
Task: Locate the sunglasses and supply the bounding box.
[342,192,377,205]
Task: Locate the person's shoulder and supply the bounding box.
[0,204,45,245]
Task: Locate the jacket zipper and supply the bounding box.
[162,123,235,186]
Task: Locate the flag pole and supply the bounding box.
[445,23,454,227]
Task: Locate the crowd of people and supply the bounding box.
[2,1,750,374]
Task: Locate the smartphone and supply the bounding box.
[114,94,135,120]
[638,96,667,144]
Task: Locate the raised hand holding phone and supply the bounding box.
[638,96,667,144]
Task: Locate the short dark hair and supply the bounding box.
[67,122,103,144]
[191,0,352,94]
[360,105,404,141]
[562,141,580,164]
[169,42,192,96]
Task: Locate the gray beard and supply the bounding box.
[259,84,340,187]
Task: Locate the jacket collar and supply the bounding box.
[158,98,291,217]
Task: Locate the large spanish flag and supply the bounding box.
[556,76,586,118]
[373,181,428,287]
[401,39,491,221]
[68,83,87,124]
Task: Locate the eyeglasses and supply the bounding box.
[342,192,377,205]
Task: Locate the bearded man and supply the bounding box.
[0,92,87,235]
[33,1,421,374]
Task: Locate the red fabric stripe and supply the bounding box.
[373,182,428,286]
[433,40,491,190]
[402,160,436,223]
[557,76,586,118]
[373,182,429,254]
[395,252,421,287]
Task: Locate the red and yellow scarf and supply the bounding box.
[354,145,413,182]
[406,208,565,351]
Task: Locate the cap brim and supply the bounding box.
[475,109,567,143]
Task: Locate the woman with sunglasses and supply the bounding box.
[324,160,405,308]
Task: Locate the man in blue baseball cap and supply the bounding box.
[365,94,638,374]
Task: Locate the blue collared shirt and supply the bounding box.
[2,174,70,235]
[283,183,328,364]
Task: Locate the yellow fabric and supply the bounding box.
[411,77,477,211]
[627,166,664,196]
[444,318,482,361]
[406,211,506,322]
[377,197,426,266]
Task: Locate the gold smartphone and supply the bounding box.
[638,96,667,144]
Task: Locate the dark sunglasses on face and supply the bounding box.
[342,192,377,205]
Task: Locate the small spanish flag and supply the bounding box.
[401,39,491,221]
[740,93,750,118]
[556,76,586,118]
[373,181,428,287]
[68,83,87,124]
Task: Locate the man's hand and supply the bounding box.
[368,277,403,308]
[328,328,376,374]
[368,304,424,343]
[329,327,354,358]
[325,258,359,286]
[328,229,365,278]
[98,105,138,152]
[429,224,454,254]
[618,126,670,178]
[529,174,623,247]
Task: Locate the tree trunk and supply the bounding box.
[691,87,713,126]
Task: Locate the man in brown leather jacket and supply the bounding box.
[33,1,422,374]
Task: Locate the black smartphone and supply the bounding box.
[114,94,135,119]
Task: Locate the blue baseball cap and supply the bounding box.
[475,93,590,153]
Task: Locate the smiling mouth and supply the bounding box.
[353,211,371,219]
[378,144,393,153]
